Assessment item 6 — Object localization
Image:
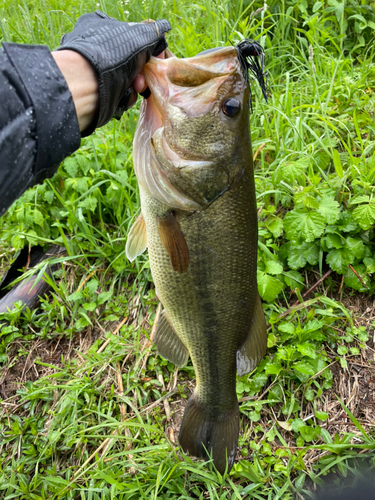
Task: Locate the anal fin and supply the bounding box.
[237,293,267,377]
[154,310,189,367]
[126,214,147,262]
[157,212,189,273]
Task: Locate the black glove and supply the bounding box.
[57,11,171,136]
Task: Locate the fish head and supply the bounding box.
[133,46,252,211]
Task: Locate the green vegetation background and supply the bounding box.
[1,0,375,498]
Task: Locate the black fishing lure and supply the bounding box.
[236,39,269,107]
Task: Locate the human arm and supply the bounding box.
[51,50,99,133]
[51,47,162,133]
[0,12,170,218]
[0,44,81,219]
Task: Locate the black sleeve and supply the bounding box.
[0,43,81,218]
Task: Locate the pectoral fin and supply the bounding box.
[237,294,267,376]
[154,309,189,367]
[126,214,147,262]
[157,212,189,273]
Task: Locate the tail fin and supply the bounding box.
[178,394,239,474]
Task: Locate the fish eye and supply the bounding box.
[222,98,241,117]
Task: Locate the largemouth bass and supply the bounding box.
[126,43,267,473]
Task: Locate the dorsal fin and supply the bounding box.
[125,214,147,262]
[157,212,189,273]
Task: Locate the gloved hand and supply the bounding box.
[57,11,171,136]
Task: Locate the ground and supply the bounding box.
[1,257,374,478]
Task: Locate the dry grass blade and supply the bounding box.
[97,316,128,354]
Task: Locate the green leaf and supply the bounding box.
[97,291,113,305]
[257,272,284,302]
[321,428,333,444]
[278,322,295,334]
[76,177,89,194]
[348,13,367,25]
[83,302,97,312]
[315,410,328,421]
[364,257,375,274]
[340,357,348,369]
[303,319,325,334]
[64,157,79,178]
[75,316,91,331]
[344,264,369,291]
[295,191,319,209]
[265,260,283,275]
[305,389,315,401]
[345,237,364,260]
[280,241,319,270]
[66,177,89,194]
[67,291,84,302]
[317,195,340,224]
[86,279,99,295]
[16,207,25,223]
[323,233,344,249]
[303,195,320,209]
[78,309,92,325]
[26,230,38,245]
[283,270,304,291]
[284,209,326,243]
[33,208,44,227]
[249,410,261,422]
[300,425,321,442]
[350,347,360,355]
[76,155,92,175]
[349,195,370,206]
[313,1,322,12]
[297,342,317,359]
[326,248,353,274]
[79,196,98,213]
[293,361,315,376]
[332,149,343,178]
[11,235,25,250]
[114,169,129,186]
[337,345,348,355]
[44,190,54,204]
[287,249,308,269]
[302,242,320,265]
[336,211,358,232]
[274,158,308,184]
[267,218,283,238]
[352,202,375,230]
[291,418,305,432]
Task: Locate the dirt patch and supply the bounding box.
[330,294,375,429]
[0,327,102,400]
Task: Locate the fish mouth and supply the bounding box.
[143,46,239,131]
[133,47,242,211]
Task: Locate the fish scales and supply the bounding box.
[126,45,267,474]
[141,168,257,405]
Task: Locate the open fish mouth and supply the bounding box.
[133,47,244,211]
[143,46,239,125]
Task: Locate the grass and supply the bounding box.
[1,0,375,498]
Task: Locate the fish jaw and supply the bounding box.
[133,47,251,211]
